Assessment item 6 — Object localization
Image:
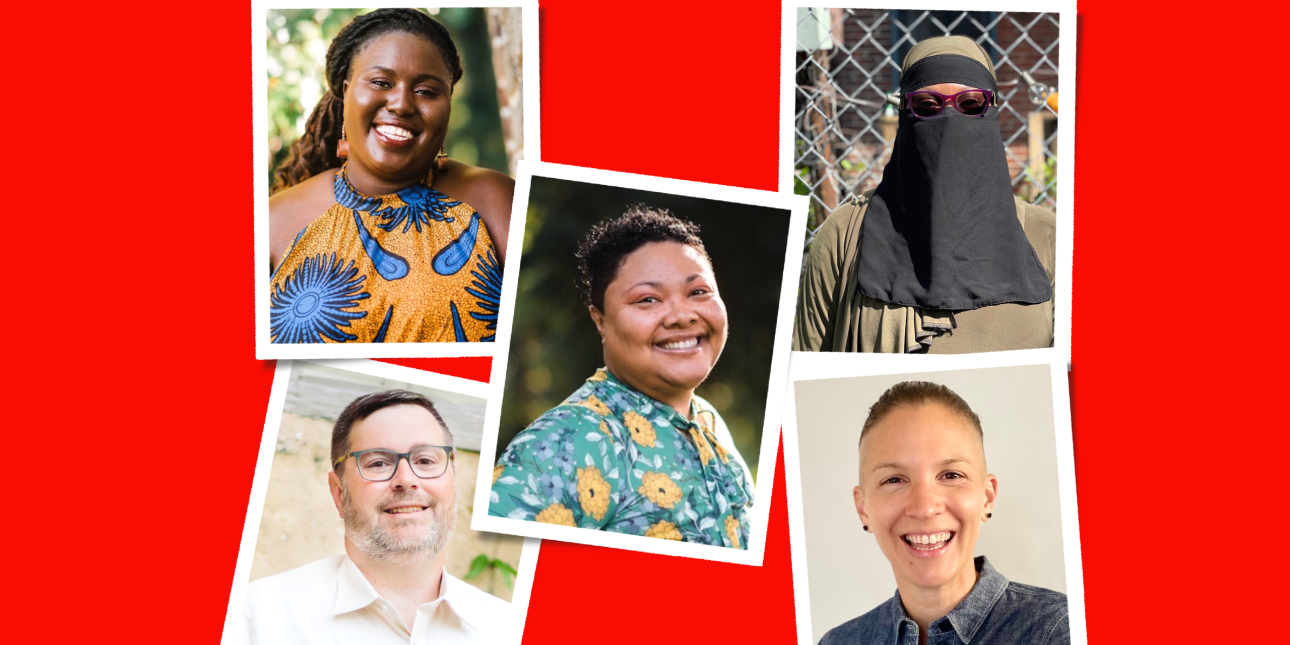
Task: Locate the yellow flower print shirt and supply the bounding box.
[489,369,754,549]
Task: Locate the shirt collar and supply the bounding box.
[883,556,1008,644]
[944,556,1008,642]
[592,368,708,430]
[334,555,382,616]
[437,570,486,631]
[333,555,473,627]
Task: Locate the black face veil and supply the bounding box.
[855,49,1052,311]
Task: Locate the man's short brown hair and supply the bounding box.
[331,390,453,474]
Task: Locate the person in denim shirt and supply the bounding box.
[820,381,1069,645]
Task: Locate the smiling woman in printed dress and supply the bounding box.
[268,8,512,344]
[488,206,754,549]
[819,381,1069,645]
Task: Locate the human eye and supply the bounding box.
[879,475,904,486]
[368,78,392,89]
[415,87,440,98]
[634,295,660,304]
[912,95,940,109]
[941,471,967,481]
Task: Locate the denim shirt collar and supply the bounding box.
[884,556,1009,644]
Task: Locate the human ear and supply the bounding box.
[589,306,605,339]
[982,473,999,519]
[853,485,868,531]
[328,471,345,517]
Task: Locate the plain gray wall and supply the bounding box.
[794,364,1065,642]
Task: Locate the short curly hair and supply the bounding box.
[575,205,713,311]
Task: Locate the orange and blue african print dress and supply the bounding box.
[269,167,500,343]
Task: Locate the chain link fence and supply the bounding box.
[794,9,1060,235]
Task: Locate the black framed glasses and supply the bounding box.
[334,446,455,481]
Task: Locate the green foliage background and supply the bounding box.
[266,8,508,186]
[498,177,794,482]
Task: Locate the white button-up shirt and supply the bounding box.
[233,555,510,644]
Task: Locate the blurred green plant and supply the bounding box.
[266,7,508,187]
[464,553,517,594]
[1017,155,1058,206]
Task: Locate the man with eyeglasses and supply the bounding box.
[794,35,1057,355]
[234,390,509,644]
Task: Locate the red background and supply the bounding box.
[10,1,1287,642]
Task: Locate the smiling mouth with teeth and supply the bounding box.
[384,506,427,514]
[374,124,414,141]
[658,337,701,351]
[902,531,955,550]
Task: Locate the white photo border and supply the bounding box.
[470,161,810,566]
[254,0,541,359]
[220,359,542,644]
[780,0,1077,362]
[783,351,1085,644]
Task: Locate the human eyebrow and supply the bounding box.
[360,66,447,85]
[871,462,903,472]
[361,443,440,452]
[410,442,450,451]
[939,458,971,467]
[411,72,448,85]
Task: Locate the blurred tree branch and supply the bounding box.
[486,7,524,175]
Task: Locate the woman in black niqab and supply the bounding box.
[858,37,1052,311]
[793,35,1057,354]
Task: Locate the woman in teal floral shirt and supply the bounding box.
[489,206,753,548]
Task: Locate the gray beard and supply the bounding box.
[340,484,456,561]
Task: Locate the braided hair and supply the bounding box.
[271,8,464,194]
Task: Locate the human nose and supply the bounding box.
[384,85,415,117]
[388,455,421,488]
[906,479,944,518]
[661,296,698,328]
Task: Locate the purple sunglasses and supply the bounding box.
[903,89,995,119]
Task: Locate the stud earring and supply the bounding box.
[337,127,350,159]
[436,145,449,173]
[862,525,869,531]
[986,513,993,519]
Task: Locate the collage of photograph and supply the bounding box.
[231,1,1080,643]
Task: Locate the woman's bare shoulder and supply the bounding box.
[269,169,339,269]
[434,160,514,211]
[435,160,515,260]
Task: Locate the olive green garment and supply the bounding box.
[792,191,1055,354]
